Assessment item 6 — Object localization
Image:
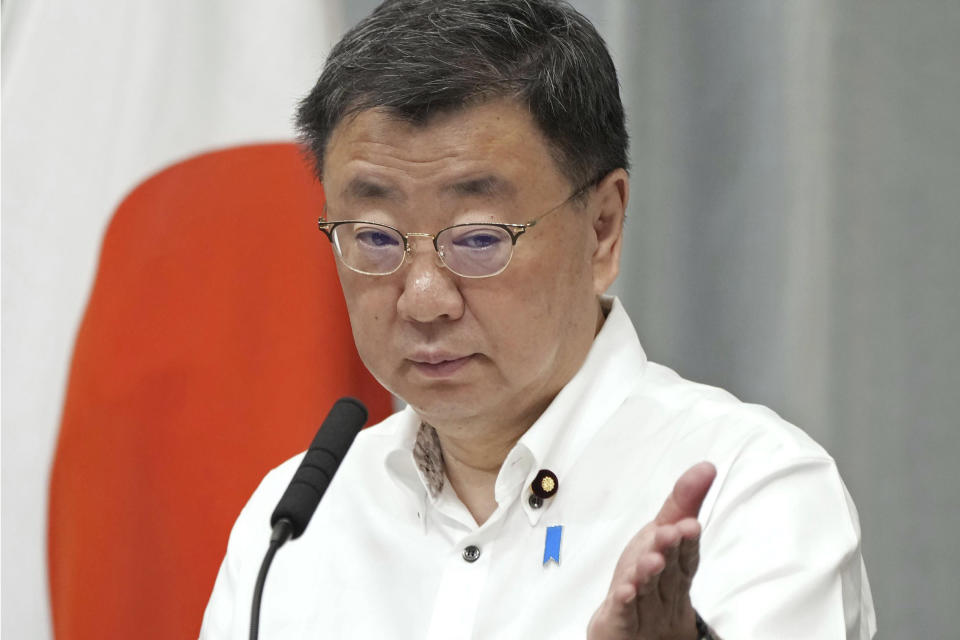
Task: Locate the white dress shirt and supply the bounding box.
[200,297,876,639]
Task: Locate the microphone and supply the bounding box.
[270,397,368,539]
[250,397,368,640]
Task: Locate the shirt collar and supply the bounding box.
[508,296,647,524]
[384,296,648,527]
[383,408,429,530]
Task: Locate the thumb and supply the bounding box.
[655,461,717,525]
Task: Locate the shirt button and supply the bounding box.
[528,494,544,509]
[462,545,481,563]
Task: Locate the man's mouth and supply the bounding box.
[408,352,476,378]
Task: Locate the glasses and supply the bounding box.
[318,182,593,278]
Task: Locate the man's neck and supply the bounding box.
[416,386,552,524]
[439,433,514,526]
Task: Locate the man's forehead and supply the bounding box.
[322,100,557,200]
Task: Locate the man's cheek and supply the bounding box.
[345,286,391,332]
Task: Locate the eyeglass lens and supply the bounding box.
[330,222,514,277]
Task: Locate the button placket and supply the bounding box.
[424,538,493,640]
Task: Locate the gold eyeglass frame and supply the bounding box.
[317,180,595,279]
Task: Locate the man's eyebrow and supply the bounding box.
[442,176,515,198]
[342,178,403,200]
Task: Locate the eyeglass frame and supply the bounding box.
[317,177,599,279]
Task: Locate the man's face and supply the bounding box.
[322,99,622,434]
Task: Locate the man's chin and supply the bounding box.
[402,387,491,426]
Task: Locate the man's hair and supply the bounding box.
[296,0,628,188]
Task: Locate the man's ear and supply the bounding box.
[590,168,628,294]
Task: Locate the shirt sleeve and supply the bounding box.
[693,451,877,639]
[198,493,264,639]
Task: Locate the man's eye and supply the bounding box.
[453,230,504,249]
[355,228,399,247]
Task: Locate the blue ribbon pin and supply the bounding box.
[543,525,563,566]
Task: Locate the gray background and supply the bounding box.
[346,0,960,636]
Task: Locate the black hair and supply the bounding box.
[296,0,628,188]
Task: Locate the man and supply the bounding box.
[201,1,876,638]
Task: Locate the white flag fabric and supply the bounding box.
[1,2,342,637]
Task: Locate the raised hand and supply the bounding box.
[587,462,717,640]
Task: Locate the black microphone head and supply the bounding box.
[270,397,367,538]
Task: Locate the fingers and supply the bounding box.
[632,525,680,603]
[677,519,701,579]
[643,523,686,602]
[629,521,697,594]
[655,461,717,525]
[589,519,703,640]
[587,567,646,639]
[639,522,701,633]
[632,551,667,635]
[633,552,666,597]
[654,538,681,621]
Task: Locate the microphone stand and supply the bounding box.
[249,520,293,640]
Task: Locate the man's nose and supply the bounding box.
[395,238,464,323]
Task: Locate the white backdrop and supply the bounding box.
[1,2,340,636]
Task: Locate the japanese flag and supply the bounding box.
[1,2,375,639]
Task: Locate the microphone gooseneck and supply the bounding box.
[250,397,368,640]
